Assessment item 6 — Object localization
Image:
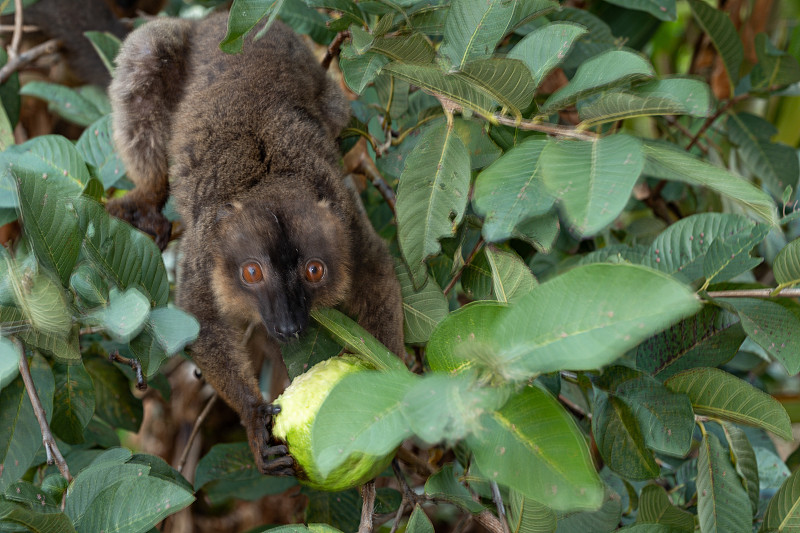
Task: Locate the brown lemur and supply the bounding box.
[106,11,405,476]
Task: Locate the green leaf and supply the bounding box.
[125,330,166,379]
[281,322,343,380]
[0,500,76,533]
[697,432,752,533]
[396,120,470,287]
[89,288,150,344]
[702,224,768,285]
[473,138,555,243]
[636,485,694,530]
[774,237,800,289]
[73,197,169,307]
[0,336,18,390]
[507,488,557,533]
[146,307,199,355]
[664,367,791,440]
[370,33,436,64]
[220,0,284,54]
[636,305,745,380]
[339,47,389,94]
[0,353,53,494]
[439,0,514,70]
[84,31,121,75]
[396,261,448,344]
[467,386,603,511]
[601,0,676,21]
[4,254,71,339]
[592,389,660,480]
[541,134,644,237]
[716,298,800,375]
[14,163,83,285]
[720,423,759,515]
[280,0,336,44]
[406,504,434,533]
[76,115,127,190]
[85,358,142,432]
[687,0,743,87]
[426,301,508,376]
[452,117,502,170]
[310,308,406,372]
[458,58,536,119]
[302,488,360,532]
[750,32,800,90]
[70,264,109,308]
[19,82,105,126]
[383,63,495,117]
[760,469,800,533]
[424,464,485,514]
[541,50,655,113]
[728,112,799,198]
[311,370,416,477]
[643,142,778,226]
[485,246,537,303]
[554,485,623,530]
[494,263,700,377]
[578,78,713,127]
[507,22,587,89]
[51,361,95,445]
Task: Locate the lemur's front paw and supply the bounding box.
[247,402,296,477]
[107,196,172,250]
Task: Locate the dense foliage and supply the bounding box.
[1,0,800,531]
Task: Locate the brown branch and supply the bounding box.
[321,31,349,71]
[443,237,485,296]
[10,0,23,57]
[356,157,396,215]
[705,288,800,299]
[177,392,218,473]
[109,350,147,390]
[358,480,377,533]
[14,338,72,487]
[490,481,510,533]
[0,38,61,84]
[0,24,38,32]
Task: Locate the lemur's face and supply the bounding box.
[210,197,352,342]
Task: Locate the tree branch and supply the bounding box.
[177,392,218,473]
[705,288,800,299]
[321,31,349,71]
[14,338,72,486]
[10,0,24,58]
[358,480,376,533]
[443,237,485,296]
[109,350,147,390]
[0,38,61,84]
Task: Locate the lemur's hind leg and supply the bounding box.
[106,18,192,249]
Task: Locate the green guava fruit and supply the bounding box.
[272,355,394,491]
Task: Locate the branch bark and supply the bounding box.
[0,38,61,84]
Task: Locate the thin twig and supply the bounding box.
[358,480,377,533]
[321,31,349,71]
[0,37,61,84]
[109,350,147,390]
[443,237,485,296]
[705,288,800,299]
[492,114,598,140]
[357,157,396,215]
[0,24,38,32]
[177,392,218,473]
[14,338,72,488]
[10,0,23,58]
[490,481,510,533]
[388,499,407,533]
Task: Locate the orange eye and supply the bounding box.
[305,260,325,283]
[241,262,263,284]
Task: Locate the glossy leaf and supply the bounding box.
[458,58,535,119]
[774,237,800,289]
[717,297,800,374]
[541,134,644,237]
[665,368,791,440]
[310,308,406,372]
[281,322,342,380]
[339,47,389,94]
[371,33,435,64]
[70,264,109,308]
[473,138,555,243]
[88,288,150,344]
[507,22,587,89]
[5,255,71,339]
[439,0,514,70]
[220,0,284,54]
[0,500,76,533]
[0,336,17,390]
[406,504,434,533]
[696,432,751,533]
[541,50,654,113]
[396,261,448,344]
[396,120,470,287]
[146,307,199,356]
[760,469,800,533]
[507,488,556,533]
[636,485,694,530]
[485,246,537,303]
[467,386,603,510]
[702,223,768,285]
[643,142,778,225]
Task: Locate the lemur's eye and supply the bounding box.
[241,262,263,284]
[305,260,325,283]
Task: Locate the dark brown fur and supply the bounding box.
[107,12,404,474]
